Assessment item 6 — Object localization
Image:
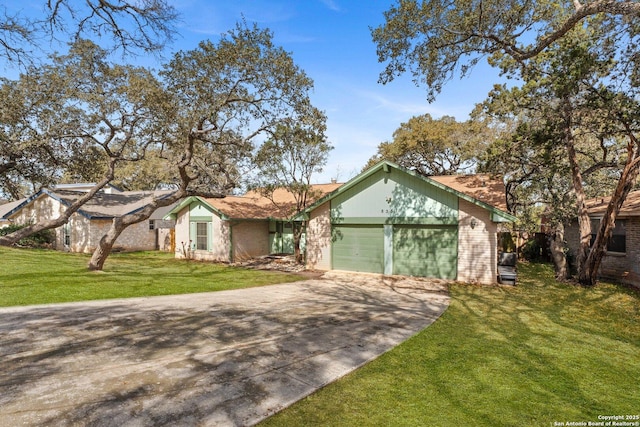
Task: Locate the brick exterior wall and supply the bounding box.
[305,201,332,271]
[174,206,191,259]
[566,217,640,287]
[87,219,155,253]
[9,194,66,249]
[231,221,269,261]
[457,199,498,284]
[8,194,157,253]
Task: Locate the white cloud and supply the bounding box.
[319,0,341,12]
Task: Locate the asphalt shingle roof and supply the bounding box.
[202,183,343,220]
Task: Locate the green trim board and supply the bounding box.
[163,196,229,221]
[330,217,458,225]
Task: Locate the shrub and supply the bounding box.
[0,224,55,248]
[521,238,543,261]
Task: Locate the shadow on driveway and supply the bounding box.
[0,272,449,426]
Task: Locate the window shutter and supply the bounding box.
[208,222,213,251]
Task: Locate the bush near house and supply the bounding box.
[0,224,54,249]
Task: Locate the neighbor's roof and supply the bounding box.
[201,183,343,220]
[586,189,640,217]
[0,197,27,222]
[4,189,175,221]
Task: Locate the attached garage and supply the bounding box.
[332,225,384,273]
[304,160,517,284]
[392,225,457,279]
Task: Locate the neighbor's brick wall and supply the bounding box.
[457,199,498,284]
[9,195,65,249]
[232,221,269,261]
[305,201,332,271]
[9,194,172,253]
[86,219,155,253]
[598,217,640,286]
[68,214,92,253]
[565,217,640,287]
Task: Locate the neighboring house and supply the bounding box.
[164,184,343,262]
[1,188,176,253]
[302,161,516,284]
[566,190,640,287]
[52,183,124,194]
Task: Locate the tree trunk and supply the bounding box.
[549,223,569,280]
[562,97,593,283]
[88,218,125,271]
[293,221,305,264]
[580,138,640,286]
[86,189,203,271]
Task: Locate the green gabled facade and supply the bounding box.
[304,160,516,282]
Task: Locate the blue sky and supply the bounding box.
[7,0,503,183]
[164,1,503,182]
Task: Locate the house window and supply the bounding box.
[149,220,155,230]
[63,223,71,247]
[196,222,208,251]
[591,219,626,253]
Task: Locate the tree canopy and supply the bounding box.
[372,0,640,101]
[88,22,322,270]
[0,0,178,66]
[373,0,640,285]
[366,114,489,175]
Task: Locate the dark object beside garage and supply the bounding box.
[498,252,517,285]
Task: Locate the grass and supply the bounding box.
[260,263,640,427]
[0,247,306,306]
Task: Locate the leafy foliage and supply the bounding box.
[373,0,640,285]
[0,223,54,248]
[372,0,640,101]
[366,114,489,175]
[252,116,333,262]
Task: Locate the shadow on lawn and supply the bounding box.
[431,270,640,425]
[0,275,449,426]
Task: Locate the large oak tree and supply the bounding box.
[373,0,640,285]
[0,40,166,248]
[88,22,322,270]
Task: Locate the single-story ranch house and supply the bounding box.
[302,161,516,284]
[167,161,515,284]
[0,185,175,253]
[566,189,640,287]
[164,183,342,262]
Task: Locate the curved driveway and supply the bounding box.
[0,272,449,426]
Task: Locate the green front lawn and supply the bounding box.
[261,263,640,426]
[0,247,306,306]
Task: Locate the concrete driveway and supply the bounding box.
[0,272,449,426]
